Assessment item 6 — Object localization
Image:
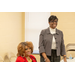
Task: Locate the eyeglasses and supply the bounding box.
[25,48,31,50]
[50,21,58,23]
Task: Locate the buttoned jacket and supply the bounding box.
[39,27,66,56]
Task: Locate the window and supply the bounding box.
[25,12,50,54]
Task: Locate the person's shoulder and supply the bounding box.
[40,27,49,34]
[16,56,24,62]
[41,27,49,32]
[30,55,35,58]
[57,28,62,32]
[30,55,37,62]
[56,28,63,34]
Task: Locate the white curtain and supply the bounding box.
[25,12,50,53]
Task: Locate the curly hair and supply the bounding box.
[17,41,33,57]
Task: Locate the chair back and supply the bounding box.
[4,52,16,62]
[66,43,75,58]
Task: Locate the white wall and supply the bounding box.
[25,12,50,53]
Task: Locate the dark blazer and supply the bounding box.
[39,27,66,56]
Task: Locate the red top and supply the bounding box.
[16,55,37,62]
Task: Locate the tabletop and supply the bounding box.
[60,58,75,62]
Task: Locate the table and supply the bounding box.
[60,58,75,62]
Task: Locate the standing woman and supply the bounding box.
[39,15,67,62]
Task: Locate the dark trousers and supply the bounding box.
[40,50,60,62]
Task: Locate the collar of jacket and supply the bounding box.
[46,27,59,35]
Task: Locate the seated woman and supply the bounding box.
[16,42,37,62]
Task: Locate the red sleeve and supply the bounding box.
[16,56,25,62]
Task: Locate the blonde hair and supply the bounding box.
[17,42,33,57]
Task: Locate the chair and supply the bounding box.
[4,52,16,62]
[61,43,75,62]
[0,56,4,62]
[66,43,75,58]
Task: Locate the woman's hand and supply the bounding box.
[63,55,67,62]
[42,52,50,62]
[64,58,67,62]
[45,57,50,62]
